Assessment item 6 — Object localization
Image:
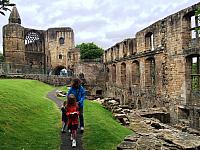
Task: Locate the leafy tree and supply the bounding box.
[0,52,4,62]
[0,0,15,16]
[195,7,200,33]
[76,42,104,59]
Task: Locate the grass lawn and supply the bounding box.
[0,79,60,150]
[83,100,133,150]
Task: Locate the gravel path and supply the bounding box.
[47,89,84,150]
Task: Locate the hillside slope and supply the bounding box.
[0,79,60,150]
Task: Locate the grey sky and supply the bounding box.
[0,0,200,53]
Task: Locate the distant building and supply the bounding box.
[3,6,79,75]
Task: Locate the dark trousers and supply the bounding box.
[79,107,84,127]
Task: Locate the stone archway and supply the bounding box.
[53,65,66,75]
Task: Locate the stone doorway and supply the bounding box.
[53,65,66,75]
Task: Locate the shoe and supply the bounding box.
[61,130,66,133]
[70,134,73,140]
[72,139,76,147]
[68,129,71,133]
[80,127,84,133]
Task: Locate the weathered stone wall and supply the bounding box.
[46,28,74,71]
[3,7,75,75]
[74,60,105,96]
[3,23,25,71]
[74,61,103,82]
[67,48,80,69]
[24,74,72,86]
[0,74,72,86]
[103,2,200,129]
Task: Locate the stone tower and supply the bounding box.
[46,28,75,75]
[3,6,25,72]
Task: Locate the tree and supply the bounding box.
[0,0,15,16]
[195,7,200,33]
[0,52,4,62]
[76,42,104,59]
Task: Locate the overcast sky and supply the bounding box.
[0,0,200,53]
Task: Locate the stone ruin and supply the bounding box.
[2,6,77,75]
[103,2,200,131]
[95,98,200,150]
[2,2,200,149]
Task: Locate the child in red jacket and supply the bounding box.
[66,94,79,147]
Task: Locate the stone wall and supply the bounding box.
[24,74,72,86]
[103,2,200,129]
[74,60,106,96]
[46,28,74,71]
[3,7,75,75]
[0,74,72,86]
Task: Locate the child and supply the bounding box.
[66,94,79,147]
[67,78,85,133]
[61,100,67,133]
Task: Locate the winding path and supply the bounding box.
[47,89,84,150]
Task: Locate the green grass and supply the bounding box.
[0,79,60,150]
[0,80,132,150]
[83,100,133,150]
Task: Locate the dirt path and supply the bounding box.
[47,89,84,150]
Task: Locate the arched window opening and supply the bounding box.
[25,31,40,44]
[30,61,33,69]
[112,64,116,83]
[191,56,200,91]
[25,31,43,52]
[145,32,154,51]
[59,37,65,44]
[116,44,120,60]
[121,63,126,85]
[186,55,200,106]
[111,48,113,61]
[123,41,128,57]
[145,58,156,87]
[138,100,142,109]
[191,13,200,39]
[129,40,133,55]
[96,90,103,95]
[59,54,63,59]
[105,67,109,82]
[132,60,140,84]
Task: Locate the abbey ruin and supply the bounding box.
[2,6,79,75]
[1,2,200,132]
[103,2,200,130]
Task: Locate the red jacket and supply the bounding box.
[66,104,79,126]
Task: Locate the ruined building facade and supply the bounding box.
[2,3,200,130]
[3,6,76,75]
[104,3,200,129]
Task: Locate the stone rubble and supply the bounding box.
[56,90,67,97]
[95,98,200,150]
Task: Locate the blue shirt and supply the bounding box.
[67,86,85,108]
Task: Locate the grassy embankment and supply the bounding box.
[0,79,60,150]
[0,80,132,150]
